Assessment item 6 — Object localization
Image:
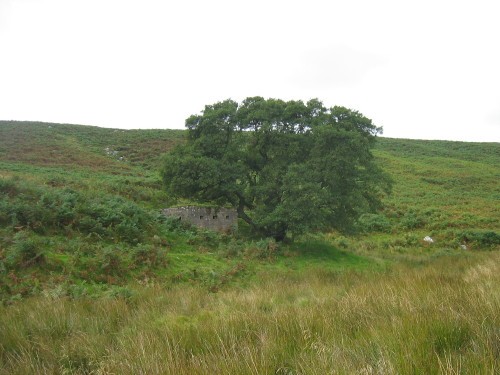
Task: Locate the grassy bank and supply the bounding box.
[1,251,498,374]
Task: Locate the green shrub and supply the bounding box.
[400,210,426,229]
[4,231,46,268]
[77,216,107,237]
[76,196,156,243]
[42,189,79,227]
[0,178,18,197]
[163,216,195,233]
[0,199,10,225]
[8,202,45,231]
[97,247,124,276]
[461,231,500,248]
[356,213,392,233]
[1,178,160,245]
[243,239,279,259]
[332,235,351,249]
[132,244,168,268]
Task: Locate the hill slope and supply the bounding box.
[1,120,499,374]
[374,137,499,233]
[0,120,499,300]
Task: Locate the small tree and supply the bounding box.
[162,97,391,241]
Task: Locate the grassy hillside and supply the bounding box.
[0,120,498,293]
[375,137,499,232]
[0,120,184,170]
[0,121,499,373]
[370,138,499,250]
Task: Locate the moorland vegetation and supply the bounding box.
[0,119,498,374]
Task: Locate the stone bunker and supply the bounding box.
[162,206,237,233]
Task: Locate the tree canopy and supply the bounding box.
[162,97,391,241]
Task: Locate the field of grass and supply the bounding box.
[1,252,498,374]
[0,121,499,373]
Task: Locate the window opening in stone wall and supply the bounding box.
[200,215,204,220]
[213,215,217,219]
[226,215,230,220]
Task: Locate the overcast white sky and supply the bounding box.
[1,0,499,142]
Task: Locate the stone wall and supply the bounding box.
[162,206,237,233]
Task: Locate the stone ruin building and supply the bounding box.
[162,206,237,233]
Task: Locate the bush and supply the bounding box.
[97,247,124,276]
[77,216,106,237]
[356,213,392,233]
[243,239,279,259]
[0,199,10,225]
[163,216,195,233]
[0,178,19,197]
[4,231,46,268]
[461,231,500,248]
[400,210,426,229]
[75,196,155,243]
[115,219,141,244]
[8,202,46,232]
[132,244,168,268]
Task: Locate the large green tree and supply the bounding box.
[162,97,391,241]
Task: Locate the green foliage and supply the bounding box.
[0,178,18,196]
[460,230,500,247]
[400,210,426,230]
[0,177,157,244]
[356,213,392,233]
[0,119,498,303]
[97,246,124,276]
[0,120,499,372]
[221,238,279,259]
[132,244,168,268]
[4,231,46,268]
[162,97,392,240]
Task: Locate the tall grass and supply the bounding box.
[1,251,498,374]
